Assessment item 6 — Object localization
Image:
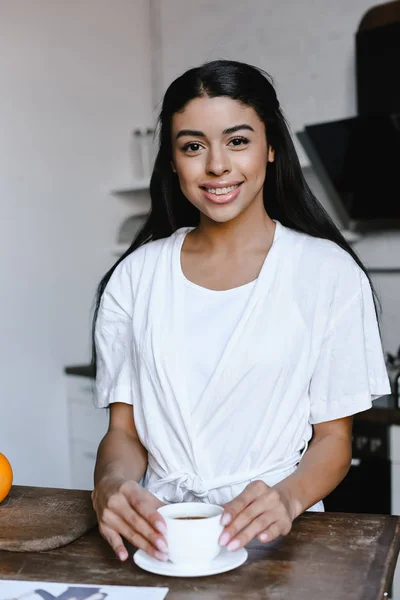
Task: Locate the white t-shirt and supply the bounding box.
[94,220,391,509]
[182,274,256,411]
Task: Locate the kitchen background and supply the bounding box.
[1,0,400,502]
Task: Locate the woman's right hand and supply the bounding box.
[92,475,168,562]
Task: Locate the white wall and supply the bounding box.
[0,0,153,486]
[153,0,400,356]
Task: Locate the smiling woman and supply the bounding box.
[171,99,274,218]
[89,60,391,563]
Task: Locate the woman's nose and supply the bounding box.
[206,147,231,176]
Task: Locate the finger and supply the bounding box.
[221,480,268,526]
[101,509,168,561]
[99,524,128,561]
[258,523,284,544]
[258,519,292,543]
[219,495,268,546]
[225,507,292,552]
[220,487,280,545]
[126,488,168,538]
[107,491,168,548]
[122,505,169,553]
[226,512,278,551]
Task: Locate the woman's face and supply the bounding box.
[170,95,274,224]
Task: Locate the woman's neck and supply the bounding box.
[189,210,276,257]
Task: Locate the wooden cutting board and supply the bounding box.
[0,485,97,552]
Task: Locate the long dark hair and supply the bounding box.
[91,59,379,373]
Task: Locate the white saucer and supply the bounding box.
[133,547,248,577]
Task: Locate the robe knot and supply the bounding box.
[178,472,209,499]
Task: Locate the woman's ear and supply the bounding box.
[268,147,275,163]
[171,161,177,173]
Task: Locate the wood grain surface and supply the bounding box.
[1,496,399,599]
[0,485,97,552]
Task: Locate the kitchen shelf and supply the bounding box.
[111,178,150,194]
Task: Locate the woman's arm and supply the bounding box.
[219,417,352,551]
[92,403,168,562]
[94,402,148,485]
[275,416,352,519]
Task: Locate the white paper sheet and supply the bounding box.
[0,580,168,600]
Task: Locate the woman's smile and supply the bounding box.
[200,181,244,205]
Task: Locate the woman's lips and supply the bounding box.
[200,182,243,205]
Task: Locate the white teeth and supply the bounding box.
[205,184,239,195]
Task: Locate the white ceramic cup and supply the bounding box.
[157,502,224,565]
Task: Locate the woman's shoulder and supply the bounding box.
[282,227,372,326]
[101,230,185,312]
[117,228,186,272]
[284,225,367,294]
[288,226,361,272]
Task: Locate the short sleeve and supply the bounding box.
[94,260,135,408]
[309,266,391,424]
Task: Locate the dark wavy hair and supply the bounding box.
[91,59,379,372]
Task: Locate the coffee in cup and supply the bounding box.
[174,516,207,520]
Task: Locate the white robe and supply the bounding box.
[94,220,391,508]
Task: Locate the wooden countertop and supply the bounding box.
[1,492,399,600]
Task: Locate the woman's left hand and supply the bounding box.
[219,480,294,551]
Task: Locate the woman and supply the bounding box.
[91,60,390,563]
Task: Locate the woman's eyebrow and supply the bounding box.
[176,123,255,140]
[223,124,255,135]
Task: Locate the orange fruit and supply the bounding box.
[0,453,13,503]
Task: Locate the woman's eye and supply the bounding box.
[182,142,202,153]
[181,137,249,153]
[229,137,250,147]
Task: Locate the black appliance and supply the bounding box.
[298,114,400,229]
[356,20,400,116]
[297,1,400,231]
[324,419,391,514]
